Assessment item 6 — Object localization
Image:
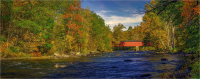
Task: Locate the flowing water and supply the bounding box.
[1,51,186,78]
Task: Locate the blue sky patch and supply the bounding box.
[81,0,150,31]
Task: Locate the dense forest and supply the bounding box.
[1,0,113,57]
[1,0,199,78]
[112,0,199,54]
[1,0,199,59]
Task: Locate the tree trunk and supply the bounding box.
[149,29,166,50]
[172,26,175,52]
[166,22,171,51]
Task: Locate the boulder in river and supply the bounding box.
[161,58,168,61]
[161,62,167,64]
[139,74,151,77]
[124,59,133,62]
[54,64,68,68]
[175,65,183,71]
[110,66,117,68]
[185,67,192,73]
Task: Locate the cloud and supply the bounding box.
[96,10,144,31]
[105,14,143,25]
[97,11,143,31]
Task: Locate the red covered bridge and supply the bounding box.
[113,40,151,51]
[113,40,151,47]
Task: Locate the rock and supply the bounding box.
[75,52,80,55]
[175,65,183,71]
[69,51,76,55]
[175,73,188,78]
[81,54,87,56]
[124,59,133,62]
[54,52,70,58]
[54,64,68,68]
[26,57,31,59]
[110,66,117,68]
[90,51,95,54]
[74,52,81,56]
[161,58,168,61]
[185,67,192,73]
[54,52,60,57]
[185,69,191,73]
[63,55,70,57]
[139,74,151,77]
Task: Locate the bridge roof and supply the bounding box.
[120,40,143,42]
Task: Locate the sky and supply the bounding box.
[81,0,151,31]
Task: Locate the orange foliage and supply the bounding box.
[1,42,7,53]
[63,14,72,18]
[75,14,83,22]
[78,30,83,37]
[13,1,27,7]
[63,0,84,49]
[13,0,38,7]
[68,4,74,11]
[181,0,199,22]
[30,52,42,57]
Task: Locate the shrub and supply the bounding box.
[17,52,26,57]
[3,48,17,57]
[10,46,20,53]
[30,52,42,57]
[82,48,87,54]
[190,61,200,78]
[145,46,156,50]
[0,36,6,42]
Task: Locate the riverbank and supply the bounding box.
[159,53,199,78]
[143,50,199,78]
[1,51,112,60]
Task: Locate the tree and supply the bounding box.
[112,23,126,45]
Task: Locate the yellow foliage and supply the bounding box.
[48,45,56,54]
[22,31,45,53]
[0,42,7,53]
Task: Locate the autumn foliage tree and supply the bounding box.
[1,0,113,57]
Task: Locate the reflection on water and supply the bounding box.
[1,51,186,78]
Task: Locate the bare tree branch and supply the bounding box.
[145,1,177,15]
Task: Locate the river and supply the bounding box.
[1,51,187,78]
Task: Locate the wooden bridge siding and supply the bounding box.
[119,42,144,47]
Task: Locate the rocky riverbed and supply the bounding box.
[1,50,189,78]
